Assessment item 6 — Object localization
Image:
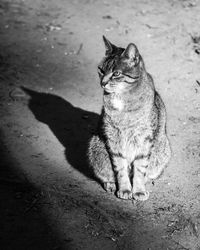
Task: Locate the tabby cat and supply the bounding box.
[88,36,171,201]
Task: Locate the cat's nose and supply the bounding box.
[101,73,112,87]
[101,80,108,87]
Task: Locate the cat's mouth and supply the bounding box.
[103,87,114,94]
[101,82,115,93]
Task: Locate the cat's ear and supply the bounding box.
[122,43,139,62]
[103,35,118,55]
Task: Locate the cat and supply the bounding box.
[88,36,171,201]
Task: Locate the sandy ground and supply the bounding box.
[0,0,200,249]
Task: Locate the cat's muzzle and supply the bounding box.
[101,80,108,88]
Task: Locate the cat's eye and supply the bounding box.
[113,71,122,77]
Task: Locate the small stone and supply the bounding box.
[102,15,112,19]
[82,115,89,120]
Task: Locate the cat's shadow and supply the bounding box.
[22,87,99,180]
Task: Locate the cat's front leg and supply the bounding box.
[112,156,132,200]
[132,157,149,201]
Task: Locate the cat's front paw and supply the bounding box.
[133,191,149,201]
[117,189,133,200]
[103,182,116,194]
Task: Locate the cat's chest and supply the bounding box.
[122,132,140,158]
[111,125,152,162]
[110,97,124,111]
[122,130,151,161]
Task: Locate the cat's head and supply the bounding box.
[98,36,145,94]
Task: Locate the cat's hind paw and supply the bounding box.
[117,189,133,200]
[103,182,116,194]
[133,191,149,201]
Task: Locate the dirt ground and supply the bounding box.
[0,0,200,249]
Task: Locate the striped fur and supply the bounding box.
[88,37,171,201]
